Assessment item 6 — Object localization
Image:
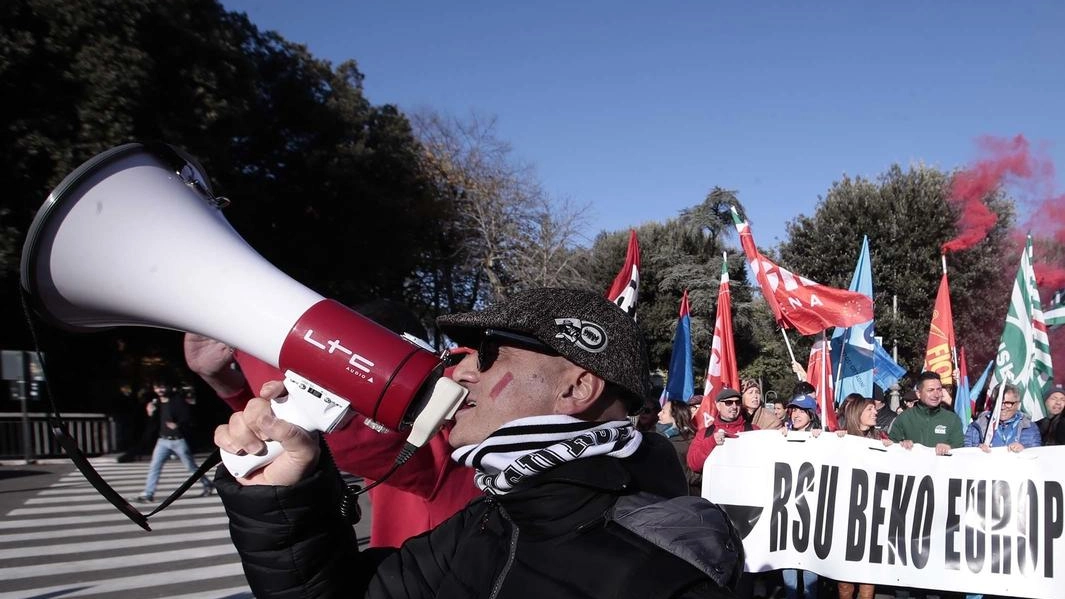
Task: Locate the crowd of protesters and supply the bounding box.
[93,291,1064,599]
[645,365,1065,599]
[99,315,1065,599]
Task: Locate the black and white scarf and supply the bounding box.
[450,415,643,495]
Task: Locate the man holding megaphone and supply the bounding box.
[18,143,741,597]
[183,298,481,548]
[211,288,743,599]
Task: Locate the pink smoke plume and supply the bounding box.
[1032,195,1065,290]
[947,135,1065,374]
[945,133,1065,286]
[942,135,1047,254]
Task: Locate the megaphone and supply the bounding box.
[20,142,467,476]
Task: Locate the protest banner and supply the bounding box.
[703,430,1065,599]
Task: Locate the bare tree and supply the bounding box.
[411,111,590,307]
[515,195,593,289]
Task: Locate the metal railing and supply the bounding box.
[0,412,115,460]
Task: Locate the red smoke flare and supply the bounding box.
[949,135,1065,378]
[1031,192,1065,290]
[942,135,1042,254]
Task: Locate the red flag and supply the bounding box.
[606,230,640,318]
[696,254,739,430]
[806,337,840,431]
[732,208,873,335]
[922,273,957,385]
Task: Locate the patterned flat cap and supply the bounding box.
[437,288,650,407]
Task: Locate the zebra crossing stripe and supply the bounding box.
[0,562,246,599]
[26,492,219,505]
[161,586,254,599]
[0,506,225,529]
[0,515,231,542]
[10,497,219,516]
[0,529,234,559]
[0,543,239,579]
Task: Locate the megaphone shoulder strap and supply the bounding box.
[20,285,220,530]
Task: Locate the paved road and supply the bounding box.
[0,456,370,599]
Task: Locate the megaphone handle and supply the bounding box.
[220,372,353,478]
[220,441,285,479]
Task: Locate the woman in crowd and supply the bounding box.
[833,397,892,599]
[658,395,703,495]
[837,393,864,429]
[783,395,822,434]
[741,378,783,430]
[839,396,892,443]
[780,395,821,599]
[1038,385,1065,446]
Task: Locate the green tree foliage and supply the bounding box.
[0,0,439,408]
[580,190,756,387]
[777,164,1016,377]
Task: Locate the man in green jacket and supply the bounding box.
[889,371,964,454]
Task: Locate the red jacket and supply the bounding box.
[685,417,756,473]
[222,352,480,547]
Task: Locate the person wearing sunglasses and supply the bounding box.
[632,388,664,433]
[211,288,742,599]
[686,388,757,474]
[963,383,1042,452]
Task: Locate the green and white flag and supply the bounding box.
[1046,288,1065,329]
[989,235,1054,421]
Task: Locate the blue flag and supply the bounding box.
[665,290,694,404]
[872,338,907,391]
[954,347,973,424]
[830,236,875,403]
[970,360,994,407]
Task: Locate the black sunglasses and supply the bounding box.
[718,399,741,406]
[476,329,558,372]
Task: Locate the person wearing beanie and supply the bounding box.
[740,378,783,430]
[1039,385,1065,446]
[211,288,742,599]
[686,387,758,473]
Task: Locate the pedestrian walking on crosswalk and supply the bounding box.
[134,378,214,503]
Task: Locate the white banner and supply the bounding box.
[703,430,1065,599]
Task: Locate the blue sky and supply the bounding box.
[220,1,1065,247]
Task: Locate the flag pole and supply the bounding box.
[942,252,960,400]
[780,328,801,379]
[822,330,832,429]
[982,377,1009,446]
[832,327,850,405]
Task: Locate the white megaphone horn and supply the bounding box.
[20,143,467,477]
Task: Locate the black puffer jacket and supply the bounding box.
[216,433,742,599]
